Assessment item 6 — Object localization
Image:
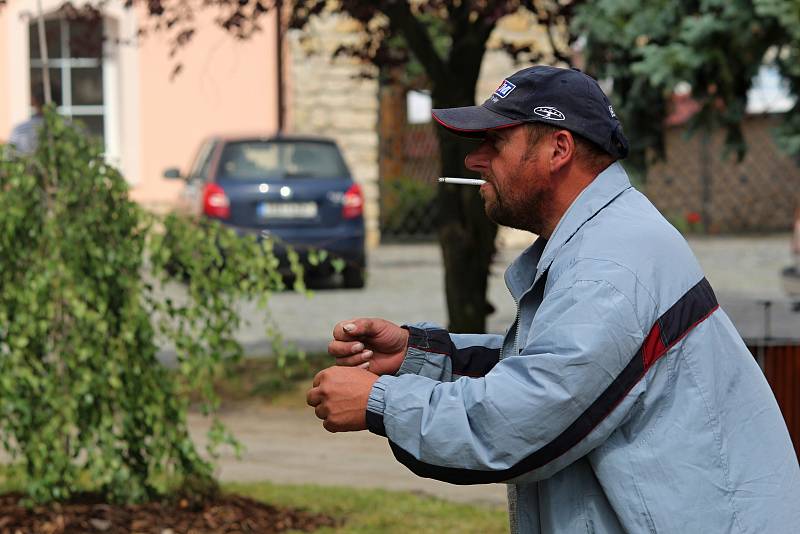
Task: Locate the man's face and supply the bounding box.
[464,125,555,234]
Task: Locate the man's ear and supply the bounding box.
[550,130,575,173]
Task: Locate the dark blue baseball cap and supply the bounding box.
[432,66,629,159]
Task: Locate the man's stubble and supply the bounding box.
[480,155,555,235]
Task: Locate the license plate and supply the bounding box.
[258,202,318,219]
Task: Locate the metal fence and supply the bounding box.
[379,123,440,241]
[380,114,800,239]
[748,338,800,457]
[646,114,800,234]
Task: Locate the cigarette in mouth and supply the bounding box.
[438,177,487,186]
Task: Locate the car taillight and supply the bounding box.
[342,183,363,219]
[203,182,230,219]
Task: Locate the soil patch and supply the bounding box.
[0,493,338,533]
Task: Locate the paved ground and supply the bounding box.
[224,233,799,355]
[189,407,509,505]
[185,233,799,505]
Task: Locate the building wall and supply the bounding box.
[1,0,139,164]
[132,6,279,209]
[1,0,279,212]
[0,8,9,139]
[286,14,380,247]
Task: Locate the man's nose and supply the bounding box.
[464,141,491,173]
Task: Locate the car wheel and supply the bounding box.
[342,262,366,289]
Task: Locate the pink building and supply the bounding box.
[0,0,282,210]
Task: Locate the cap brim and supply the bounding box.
[431,106,521,137]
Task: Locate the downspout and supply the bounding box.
[276,0,284,133]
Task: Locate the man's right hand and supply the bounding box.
[328,318,409,376]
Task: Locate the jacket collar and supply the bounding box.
[505,162,632,298]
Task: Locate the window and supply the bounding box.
[28,15,105,142]
[217,141,350,181]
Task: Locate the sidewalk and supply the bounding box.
[189,407,508,506]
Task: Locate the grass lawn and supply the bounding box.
[225,480,508,534]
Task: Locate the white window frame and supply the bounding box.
[6,0,140,184]
[29,17,106,134]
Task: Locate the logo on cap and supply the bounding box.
[494,80,516,99]
[533,107,566,121]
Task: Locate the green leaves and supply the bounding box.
[0,108,303,504]
[574,0,800,173]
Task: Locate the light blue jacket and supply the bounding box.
[366,163,800,533]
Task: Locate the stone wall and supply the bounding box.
[286,15,381,248]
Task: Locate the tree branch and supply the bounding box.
[380,0,447,87]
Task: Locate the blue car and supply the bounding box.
[164,135,366,288]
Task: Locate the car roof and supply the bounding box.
[208,133,339,145]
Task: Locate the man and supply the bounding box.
[307,66,800,532]
[8,84,46,155]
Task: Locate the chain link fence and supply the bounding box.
[379,123,440,241]
[646,114,800,233]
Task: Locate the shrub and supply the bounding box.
[0,108,300,504]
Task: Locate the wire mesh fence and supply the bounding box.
[380,114,800,240]
[379,123,440,241]
[646,114,800,234]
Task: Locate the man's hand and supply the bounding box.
[328,318,409,376]
[306,366,379,432]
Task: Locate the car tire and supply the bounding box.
[342,262,366,289]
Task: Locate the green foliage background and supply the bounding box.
[574,0,800,174]
[0,109,300,504]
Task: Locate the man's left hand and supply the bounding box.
[306,366,379,432]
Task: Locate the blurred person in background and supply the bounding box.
[308,66,800,533]
[8,83,46,155]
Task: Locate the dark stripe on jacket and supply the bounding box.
[381,278,718,485]
[452,345,501,377]
[404,326,501,377]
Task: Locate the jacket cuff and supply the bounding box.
[366,375,398,437]
[397,325,453,380]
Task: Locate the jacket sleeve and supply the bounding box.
[395,322,503,382]
[366,279,651,485]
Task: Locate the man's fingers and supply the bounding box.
[332,318,376,341]
[328,340,368,358]
[306,386,322,407]
[334,350,373,367]
[312,370,325,388]
[322,418,338,433]
[314,404,328,421]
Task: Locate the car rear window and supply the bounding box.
[217,140,350,180]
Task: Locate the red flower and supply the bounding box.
[686,212,702,225]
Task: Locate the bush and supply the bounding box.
[0,108,301,504]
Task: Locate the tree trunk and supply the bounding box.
[435,127,498,333]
